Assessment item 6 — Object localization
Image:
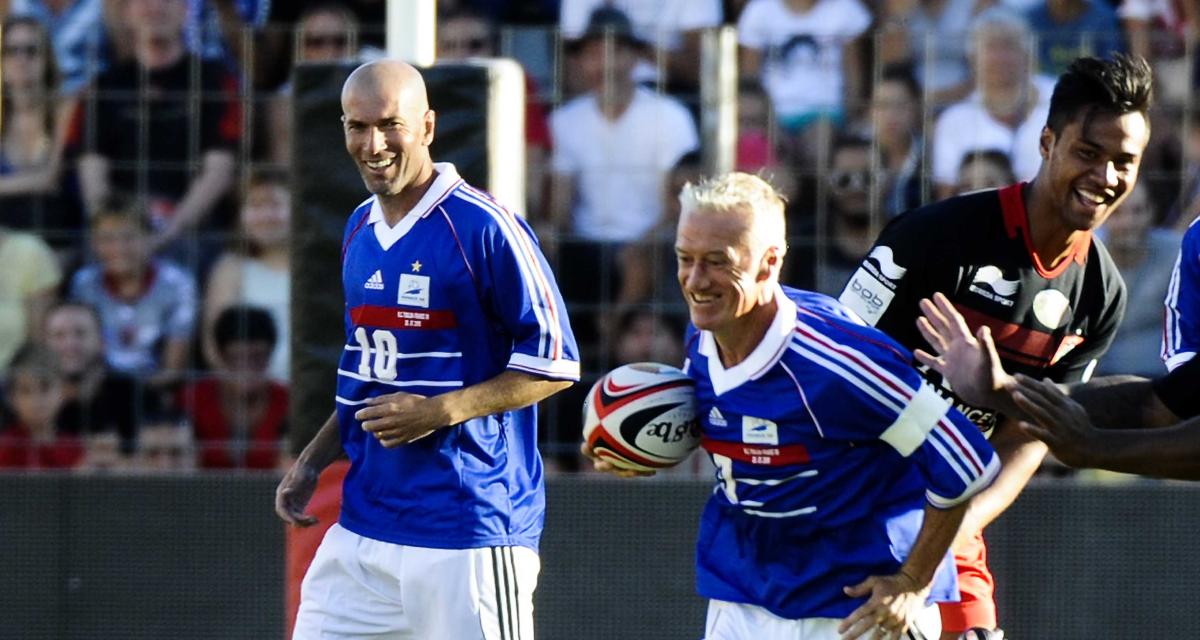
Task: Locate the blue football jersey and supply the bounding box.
[335,163,579,551]
[1164,215,1200,371]
[686,286,999,620]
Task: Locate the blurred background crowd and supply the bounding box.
[0,0,1195,474]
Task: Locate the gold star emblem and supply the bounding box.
[411,260,423,273]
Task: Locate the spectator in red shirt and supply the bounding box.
[179,305,286,470]
[0,343,83,469]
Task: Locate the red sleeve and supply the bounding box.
[524,75,551,150]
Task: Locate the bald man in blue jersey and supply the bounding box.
[277,60,579,640]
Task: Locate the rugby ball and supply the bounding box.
[582,362,700,472]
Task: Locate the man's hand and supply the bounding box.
[1011,373,1097,469]
[914,293,1013,408]
[578,442,656,478]
[355,391,446,447]
[275,462,320,527]
[838,571,930,639]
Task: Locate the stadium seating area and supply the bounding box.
[0,0,1195,474]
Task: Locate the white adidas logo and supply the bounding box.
[708,407,727,427]
[364,270,385,290]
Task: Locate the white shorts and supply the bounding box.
[293,523,540,640]
[703,599,942,640]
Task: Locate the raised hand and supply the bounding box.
[913,292,1013,409]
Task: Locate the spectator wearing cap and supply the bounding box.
[558,0,723,91]
[546,5,698,352]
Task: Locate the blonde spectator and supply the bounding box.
[931,8,1055,199]
[0,226,62,371]
[202,168,291,381]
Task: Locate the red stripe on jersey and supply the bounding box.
[350,305,457,330]
[702,437,811,466]
[462,184,563,359]
[793,323,915,403]
[955,304,1083,368]
[342,209,371,264]
[935,419,984,476]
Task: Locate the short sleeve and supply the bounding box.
[548,107,579,175]
[1163,220,1200,370]
[842,0,873,38]
[837,211,949,342]
[931,106,967,186]
[736,0,771,51]
[11,234,62,295]
[481,212,580,380]
[200,65,241,152]
[1153,356,1200,420]
[163,265,198,339]
[673,0,723,31]
[794,318,999,507]
[659,100,700,171]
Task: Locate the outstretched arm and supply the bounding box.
[1013,374,1200,479]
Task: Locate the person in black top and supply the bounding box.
[838,54,1152,639]
[70,0,239,257]
[916,291,1200,480]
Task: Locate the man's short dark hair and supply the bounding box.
[214,305,278,352]
[875,63,921,102]
[1045,54,1153,135]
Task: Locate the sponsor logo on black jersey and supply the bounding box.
[838,246,906,325]
[968,265,1019,307]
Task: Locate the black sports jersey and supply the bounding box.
[839,183,1127,436]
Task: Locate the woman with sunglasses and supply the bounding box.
[0,15,80,247]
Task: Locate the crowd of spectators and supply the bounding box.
[0,0,1195,473]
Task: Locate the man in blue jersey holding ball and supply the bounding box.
[277,59,579,639]
[586,172,1000,639]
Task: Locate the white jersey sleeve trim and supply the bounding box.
[879,382,949,456]
[927,454,1001,509]
[1166,351,1196,372]
[508,353,581,380]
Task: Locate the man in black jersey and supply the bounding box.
[916,291,1200,480]
[838,54,1152,639]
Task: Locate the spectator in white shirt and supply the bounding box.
[931,7,1056,199]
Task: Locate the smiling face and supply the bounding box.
[241,182,291,250]
[45,306,104,376]
[675,207,774,339]
[1038,109,1149,233]
[341,67,435,199]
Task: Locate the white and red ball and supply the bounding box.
[582,362,701,472]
